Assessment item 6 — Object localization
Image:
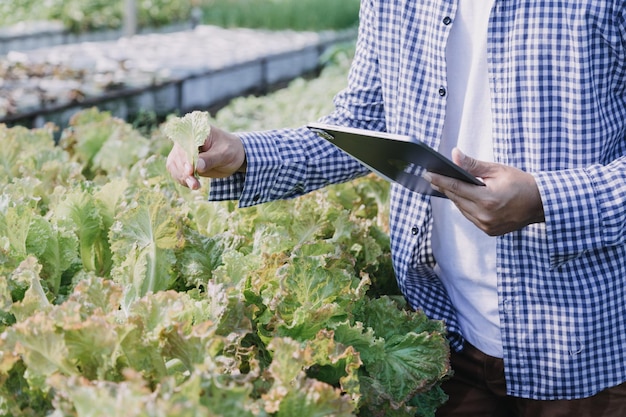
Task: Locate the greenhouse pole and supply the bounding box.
[123,0,138,37]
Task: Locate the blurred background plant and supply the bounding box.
[201,0,360,31]
[0,0,360,33]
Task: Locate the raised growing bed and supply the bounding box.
[0,25,356,131]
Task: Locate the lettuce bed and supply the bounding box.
[0,60,451,416]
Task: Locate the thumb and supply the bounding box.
[452,147,494,178]
[195,156,207,173]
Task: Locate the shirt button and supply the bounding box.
[438,87,447,97]
[443,16,452,25]
[411,226,419,235]
[252,194,261,202]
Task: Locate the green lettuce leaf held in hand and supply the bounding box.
[163,111,211,175]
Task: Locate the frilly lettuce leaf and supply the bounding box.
[55,188,112,276]
[264,334,358,416]
[0,124,56,182]
[109,189,184,308]
[92,123,150,176]
[5,311,78,381]
[276,378,355,417]
[8,257,51,322]
[163,111,211,174]
[4,206,79,297]
[256,254,362,341]
[353,296,451,415]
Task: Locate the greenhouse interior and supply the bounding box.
[0,2,454,417]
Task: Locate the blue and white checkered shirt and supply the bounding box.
[210,0,626,400]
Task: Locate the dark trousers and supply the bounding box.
[435,343,626,417]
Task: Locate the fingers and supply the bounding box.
[195,127,247,178]
[452,147,495,180]
[425,160,545,236]
[166,143,201,190]
[425,171,477,200]
[166,126,246,189]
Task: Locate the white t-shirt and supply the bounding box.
[431,0,502,357]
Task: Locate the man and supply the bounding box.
[167,1,626,415]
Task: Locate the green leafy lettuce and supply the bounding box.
[163,111,211,174]
[0,72,452,417]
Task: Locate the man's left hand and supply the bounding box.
[425,148,545,236]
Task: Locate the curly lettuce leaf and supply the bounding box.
[55,188,112,276]
[1,205,32,261]
[276,378,355,417]
[92,122,150,176]
[3,206,79,296]
[175,230,225,289]
[8,257,51,322]
[264,336,357,416]
[0,124,56,182]
[257,254,361,341]
[109,190,184,308]
[163,111,211,174]
[5,312,78,381]
[352,296,450,413]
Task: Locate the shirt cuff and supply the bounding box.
[533,168,603,267]
[208,129,309,207]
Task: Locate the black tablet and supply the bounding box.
[307,122,484,197]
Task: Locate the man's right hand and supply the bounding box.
[166,125,247,190]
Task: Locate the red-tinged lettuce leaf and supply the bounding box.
[7,281,123,384]
[276,378,356,417]
[116,319,169,380]
[127,291,203,339]
[263,336,355,416]
[49,366,261,417]
[66,275,123,316]
[47,372,219,417]
[8,257,52,322]
[4,313,78,383]
[305,329,362,403]
[202,281,253,338]
[263,335,358,416]
[60,313,120,381]
[258,254,361,341]
[124,288,251,373]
